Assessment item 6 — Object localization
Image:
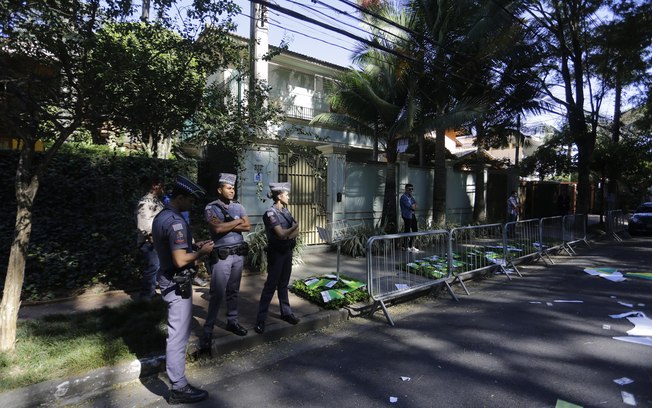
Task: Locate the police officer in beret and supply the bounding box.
[200,173,251,353]
[254,182,301,334]
[152,175,214,404]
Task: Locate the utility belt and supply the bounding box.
[161,265,197,299]
[209,242,249,264]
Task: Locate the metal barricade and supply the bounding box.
[503,218,541,275]
[607,210,630,241]
[562,214,590,254]
[449,224,505,295]
[538,216,571,264]
[366,230,453,326]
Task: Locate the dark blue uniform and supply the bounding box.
[256,205,296,323]
[152,204,194,391]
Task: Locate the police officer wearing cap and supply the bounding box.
[254,182,301,334]
[200,173,251,353]
[152,175,214,405]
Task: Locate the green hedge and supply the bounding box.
[0,148,198,301]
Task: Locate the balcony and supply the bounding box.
[285,105,316,121]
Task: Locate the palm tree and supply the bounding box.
[311,1,417,232]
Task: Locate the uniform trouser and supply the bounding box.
[506,214,518,236]
[203,254,244,334]
[139,242,159,298]
[402,216,418,247]
[159,273,192,391]
[256,248,293,323]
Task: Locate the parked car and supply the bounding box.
[628,202,652,234]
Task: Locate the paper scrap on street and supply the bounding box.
[554,300,584,303]
[583,267,626,282]
[610,311,641,319]
[395,283,409,290]
[401,376,411,382]
[389,396,398,403]
[613,336,652,347]
[602,324,611,330]
[621,391,636,406]
[555,399,583,408]
[618,301,634,308]
[613,377,634,385]
[625,272,652,281]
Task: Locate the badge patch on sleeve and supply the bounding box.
[172,223,183,231]
[175,230,186,244]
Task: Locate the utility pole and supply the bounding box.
[514,114,521,167]
[249,0,269,93]
[141,0,150,21]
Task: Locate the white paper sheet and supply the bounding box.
[613,336,652,347]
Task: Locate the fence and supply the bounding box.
[562,214,590,254]
[366,230,453,326]
[361,211,634,325]
[449,224,506,295]
[538,216,572,264]
[606,210,630,241]
[503,218,542,276]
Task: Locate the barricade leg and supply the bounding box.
[367,300,395,326]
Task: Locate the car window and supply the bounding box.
[636,205,652,212]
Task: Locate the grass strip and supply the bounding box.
[0,299,167,392]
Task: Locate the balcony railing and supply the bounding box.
[285,105,317,121]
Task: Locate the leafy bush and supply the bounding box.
[0,148,198,301]
[336,223,383,258]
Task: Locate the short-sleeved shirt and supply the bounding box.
[204,199,247,248]
[152,204,193,274]
[263,205,294,244]
[135,192,164,245]
[400,192,416,219]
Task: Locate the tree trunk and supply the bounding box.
[432,126,447,226]
[381,161,397,233]
[473,121,487,223]
[0,172,38,352]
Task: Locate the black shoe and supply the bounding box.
[226,321,248,336]
[199,333,212,355]
[281,314,300,325]
[169,383,208,404]
[254,321,265,334]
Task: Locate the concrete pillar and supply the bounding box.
[316,145,348,223]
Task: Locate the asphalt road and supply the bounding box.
[73,237,652,408]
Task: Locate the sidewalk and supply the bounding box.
[6,234,651,407]
[8,246,365,407]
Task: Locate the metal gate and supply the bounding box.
[278,153,327,245]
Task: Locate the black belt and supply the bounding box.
[210,243,249,263]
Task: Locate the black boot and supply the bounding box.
[169,383,208,404]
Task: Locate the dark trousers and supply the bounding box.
[256,248,293,323]
[402,216,418,247]
[139,242,160,298]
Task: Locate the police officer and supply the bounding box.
[135,175,164,300]
[152,175,214,405]
[254,182,301,334]
[200,173,251,353]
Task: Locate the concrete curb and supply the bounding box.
[0,309,348,408]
